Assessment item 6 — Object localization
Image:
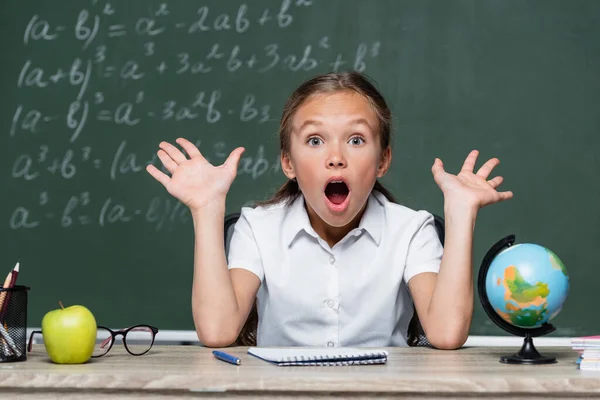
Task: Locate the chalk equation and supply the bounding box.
[23,1,315,48]
[10,192,192,232]
[6,0,384,231]
[11,141,281,182]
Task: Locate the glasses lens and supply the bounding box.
[93,327,113,357]
[124,326,154,355]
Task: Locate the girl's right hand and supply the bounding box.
[146,138,245,212]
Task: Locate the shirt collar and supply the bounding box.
[357,192,384,246]
[282,194,317,247]
[282,192,385,247]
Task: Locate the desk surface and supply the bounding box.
[0,345,598,399]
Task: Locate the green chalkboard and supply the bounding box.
[1,0,598,338]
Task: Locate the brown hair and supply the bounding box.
[233,71,423,347]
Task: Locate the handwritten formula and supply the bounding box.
[6,0,382,232]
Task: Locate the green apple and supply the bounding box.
[41,302,97,364]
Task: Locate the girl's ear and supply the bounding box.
[377,147,392,178]
[281,152,296,180]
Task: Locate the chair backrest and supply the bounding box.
[433,214,445,247]
[223,212,446,348]
[224,212,241,262]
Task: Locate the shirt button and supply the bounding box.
[327,341,335,347]
[329,256,335,264]
[327,299,335,308]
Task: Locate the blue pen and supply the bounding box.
[212,350,241,365]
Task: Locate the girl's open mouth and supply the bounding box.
[324,180,350,213]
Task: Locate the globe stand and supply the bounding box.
[478,234,558,365]
[500,333,556,364]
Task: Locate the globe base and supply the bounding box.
[500,335,557,365]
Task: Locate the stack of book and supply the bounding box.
[571,336,600,371]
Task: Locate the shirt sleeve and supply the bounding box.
[403,212,443,283]
[227,208,265,282]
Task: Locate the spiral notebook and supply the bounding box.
[247,347,389,366]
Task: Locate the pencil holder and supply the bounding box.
[0,285,30,362]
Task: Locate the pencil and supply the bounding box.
[0,268,12,312]
[0,262,19,318]
[7,262,19,288]
[0,323,20,357]
[0,336,13,357]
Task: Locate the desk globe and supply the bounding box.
[478,235,570,364]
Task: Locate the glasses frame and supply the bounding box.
[28,324,159,357]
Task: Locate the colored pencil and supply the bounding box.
[0,262,19,321]
[0,267,12,312]
[0,262,20,358]
[7,262,18,288]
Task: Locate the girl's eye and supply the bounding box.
[349,136,365,145]
[307,137,323,146]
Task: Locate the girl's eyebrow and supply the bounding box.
[296,119,322,133]
[296,118,373,133]
[348,118,374,131]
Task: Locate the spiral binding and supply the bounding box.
[280,351,388,366]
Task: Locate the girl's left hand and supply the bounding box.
[431,150,513,210]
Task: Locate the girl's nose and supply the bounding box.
[328,159,346,167]
[326,150,347,168]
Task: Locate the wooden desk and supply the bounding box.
[0,345,598,399]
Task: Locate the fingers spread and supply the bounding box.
[498,191,514,201]
[224,147,246,170]
[146,164,170,187]
[431,158,445,175]
[157,149,178,174]
[477,158,500,179]
[159,141,188,164]
[487,175,504,189]
[176,137,204,160]
[460,150,480,174]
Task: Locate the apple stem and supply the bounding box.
[59,301,64,310]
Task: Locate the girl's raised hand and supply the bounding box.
[431,150,513,210]
[146,138,245,212]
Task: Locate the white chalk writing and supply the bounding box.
[8,0,382,230]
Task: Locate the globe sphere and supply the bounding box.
[484,243,569,329]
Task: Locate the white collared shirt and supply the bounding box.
[227,191,443,347]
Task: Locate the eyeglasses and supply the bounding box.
[28,325,159,357]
